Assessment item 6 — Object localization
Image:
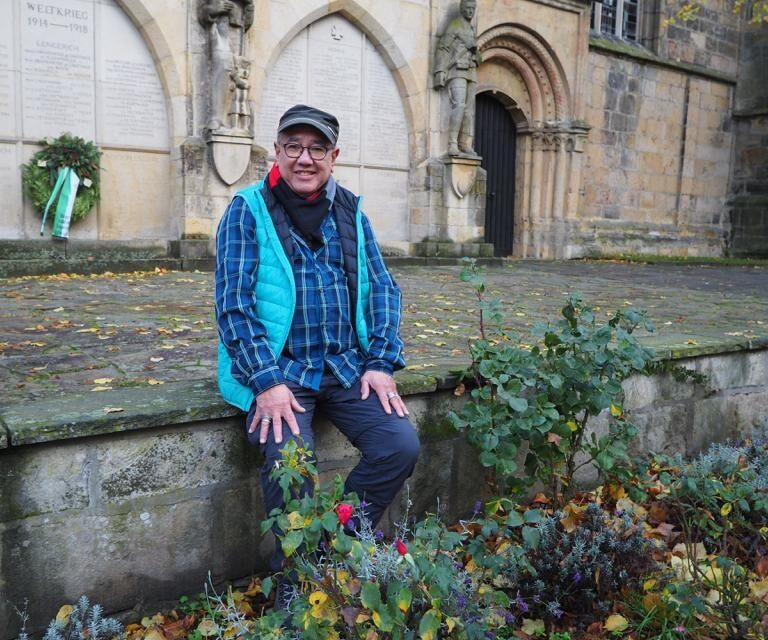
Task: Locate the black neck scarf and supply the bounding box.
[268,164,330,249]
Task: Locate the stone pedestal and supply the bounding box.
[439,154,486,243]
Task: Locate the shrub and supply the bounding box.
[450,259,655,502]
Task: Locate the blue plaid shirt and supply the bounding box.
[215,178,405,396]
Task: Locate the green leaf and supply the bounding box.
[523,508,543,524]
[507,396,528,412]
[418,609,441,640]
[321,510,339,532]
[522,525,541,549]
[280,530,303,557]
[361,581,382,610]
[505,511,524,527]
[333,529,353,554]
[261,576,273,599]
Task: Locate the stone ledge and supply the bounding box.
[3,341,766,450]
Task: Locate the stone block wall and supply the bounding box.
[728,24,768,257]
[662,0,741,75]
[578,47,733,256]
[2,347,768,638]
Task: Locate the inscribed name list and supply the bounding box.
[21,0,95,140]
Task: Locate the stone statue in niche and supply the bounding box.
[433,0,480,156]
[228,55,252,133]
[198,0,254,132]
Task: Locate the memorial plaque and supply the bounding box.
[364,42,408,167]
[0,16,16,137]
[361,168,409,241]
[257,34,308,148]
[97,2,169,149]
[21,0,95,140]
[0,143,22,238]
[257,15,410,244]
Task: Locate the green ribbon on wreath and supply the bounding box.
[40,166,80,239]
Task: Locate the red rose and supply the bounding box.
[395,539,408,556]
[335,503,354,526]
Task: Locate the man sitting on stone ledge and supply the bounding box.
[214,104,420,572]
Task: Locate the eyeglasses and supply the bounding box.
[280,142,332,160]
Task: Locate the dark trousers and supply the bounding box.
[246,372,420,571]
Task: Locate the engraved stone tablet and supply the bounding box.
[258,15,411,243]
[0,16,16,137]
[0,143,22,238]
[97,2,169,148]
[21,0,95,140]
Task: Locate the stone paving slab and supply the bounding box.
[1,261,766,433]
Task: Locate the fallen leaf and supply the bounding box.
[103,407,124,413]
[547,432,562,446]
[604,613,628,632]
[91,386,113,392]
[93,378,113,384]
[150,357,165,363]
[520,619,545,636]
[453,383,466,397]
[147,379,164,385]
[196,620,219,637]
[56,605,73,625]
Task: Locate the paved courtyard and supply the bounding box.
[1,260,767,409]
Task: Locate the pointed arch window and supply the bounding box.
[591,0,639,41]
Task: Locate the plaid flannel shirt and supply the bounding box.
[215,182,405,396]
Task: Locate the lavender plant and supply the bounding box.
[41,596,122,640]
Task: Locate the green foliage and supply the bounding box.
[262,441,491,639]
[450,258,655,501]
[467,503,654,628]
[41,596,122,640]
[658,435,768,639]
[21,133,101,225]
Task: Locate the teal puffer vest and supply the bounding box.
[217,178,371,411]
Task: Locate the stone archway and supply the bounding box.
[477,24,590,258]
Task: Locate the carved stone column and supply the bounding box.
[198,0,255,186]
[516,121,590,258]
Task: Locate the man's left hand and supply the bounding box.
[360,370,409,418]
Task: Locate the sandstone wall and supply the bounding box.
[578,47,734,256]
[2,347,768,638]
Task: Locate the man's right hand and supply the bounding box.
[249,384,306,445]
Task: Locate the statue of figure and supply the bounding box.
[198,0,255,132]
[433,0,480,156]
[228,55,252,133]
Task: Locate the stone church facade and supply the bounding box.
[1,0,765,259]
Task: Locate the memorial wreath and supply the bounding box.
[22,133,101,226]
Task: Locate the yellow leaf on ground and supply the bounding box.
[147,379,164,385]
[91,386,113,392]
[142,628,166,640]
[720,503,732,516]
[93,378,113,384]
[604,613,629,632]
[197,620,219,637]
[521,619,545,636]
[56,605,73,625]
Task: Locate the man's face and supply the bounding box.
[275,125,339,197]
[461,0,476,19]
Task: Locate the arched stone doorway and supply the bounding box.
[475,92,517,257]
[476,24,590,258]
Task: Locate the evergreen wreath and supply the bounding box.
[22,133,101,225]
